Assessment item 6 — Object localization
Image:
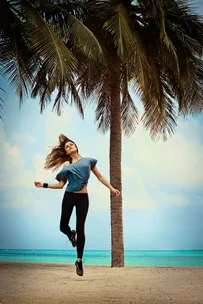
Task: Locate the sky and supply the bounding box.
[0,2,203,251]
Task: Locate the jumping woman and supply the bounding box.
[34,134,120,276]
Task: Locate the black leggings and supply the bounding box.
[60,192,89,259]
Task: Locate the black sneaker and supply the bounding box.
[75,260,83,276]
[69,230,77,247]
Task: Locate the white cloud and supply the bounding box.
[0,124,35,189]
[86,176,190,210]
[156,191,189,206]
[13,133,36,144]
[122,169,189,210]
[123,198,154,210]
[88,182,110,210]
[123,120,203,190]
[119,118,203,209]
[0,191,45,209]
[122,169,155,210]
[1,141,24,166]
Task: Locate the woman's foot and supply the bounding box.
[75,260,83,276]
[69,230,77,247]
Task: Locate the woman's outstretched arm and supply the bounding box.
[34,180,65,189]
[91,166,121,197]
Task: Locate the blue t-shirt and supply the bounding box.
[55,157,97,192]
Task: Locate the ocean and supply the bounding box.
[0,250,203,266]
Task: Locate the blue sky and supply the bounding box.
[0,3,203,251]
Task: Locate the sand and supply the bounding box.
[0,262,203,304]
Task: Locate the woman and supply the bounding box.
[34,134,120,276]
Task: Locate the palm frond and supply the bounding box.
[161,1,203,116]
[67,14,104,62]
[121,77,139,136]
[31,64,52,113]
[126,22,151,91]
[77,58,102,100]
[128,30,178,141]
[154,0,180,77]
[140,72,178,141]
[103,3,134,59]
[0,88,5,120]
[164,0,203,54]
[180,58,203,116]
[76,45,112,101]
[67,81,84,118]
[20,1,87,115]
[76,54,111,127]
[22,2,77,86]
[80,63,113,133]
[4,34,32,103]
[95,91,111,134]
[0,67,5,120]
[0,0,34,104]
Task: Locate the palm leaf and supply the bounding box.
[31,64,52,113]
[180,58,203,116]
[77,59,112,133]
[22,1,77,101]
[0,66,5,120]
[95,91,111,134]
[76,58,102,99]
[103,3,134,59]
[140,67,178,141]
[4,33,31,103]
[0,88,5,121]
[121,75,139,136]
[66,81,84,118]
[154,0,180,77]
[67,14,104,62]
[0,0,34,104]
[126,22,151,91]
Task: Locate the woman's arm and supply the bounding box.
[91,166,120,196]
[34,180,65,189]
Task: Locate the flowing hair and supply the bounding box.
[44,134,79,171]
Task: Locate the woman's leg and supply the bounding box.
[75,193,89,259]
[60,192,75,239]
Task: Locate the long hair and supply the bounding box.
[44,134,79,171]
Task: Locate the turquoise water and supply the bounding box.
[0,250,203,266]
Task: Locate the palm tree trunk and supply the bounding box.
[110,73,124,267]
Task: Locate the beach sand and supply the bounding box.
[0,262,203,304]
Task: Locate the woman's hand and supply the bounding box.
[111,188,121,197]
[34,181,43,188]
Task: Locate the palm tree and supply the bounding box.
[76,0,203,267]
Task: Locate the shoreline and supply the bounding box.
[1,262,203,304]
[1,260,203,267]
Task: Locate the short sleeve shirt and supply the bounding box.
[55,157,97,192]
